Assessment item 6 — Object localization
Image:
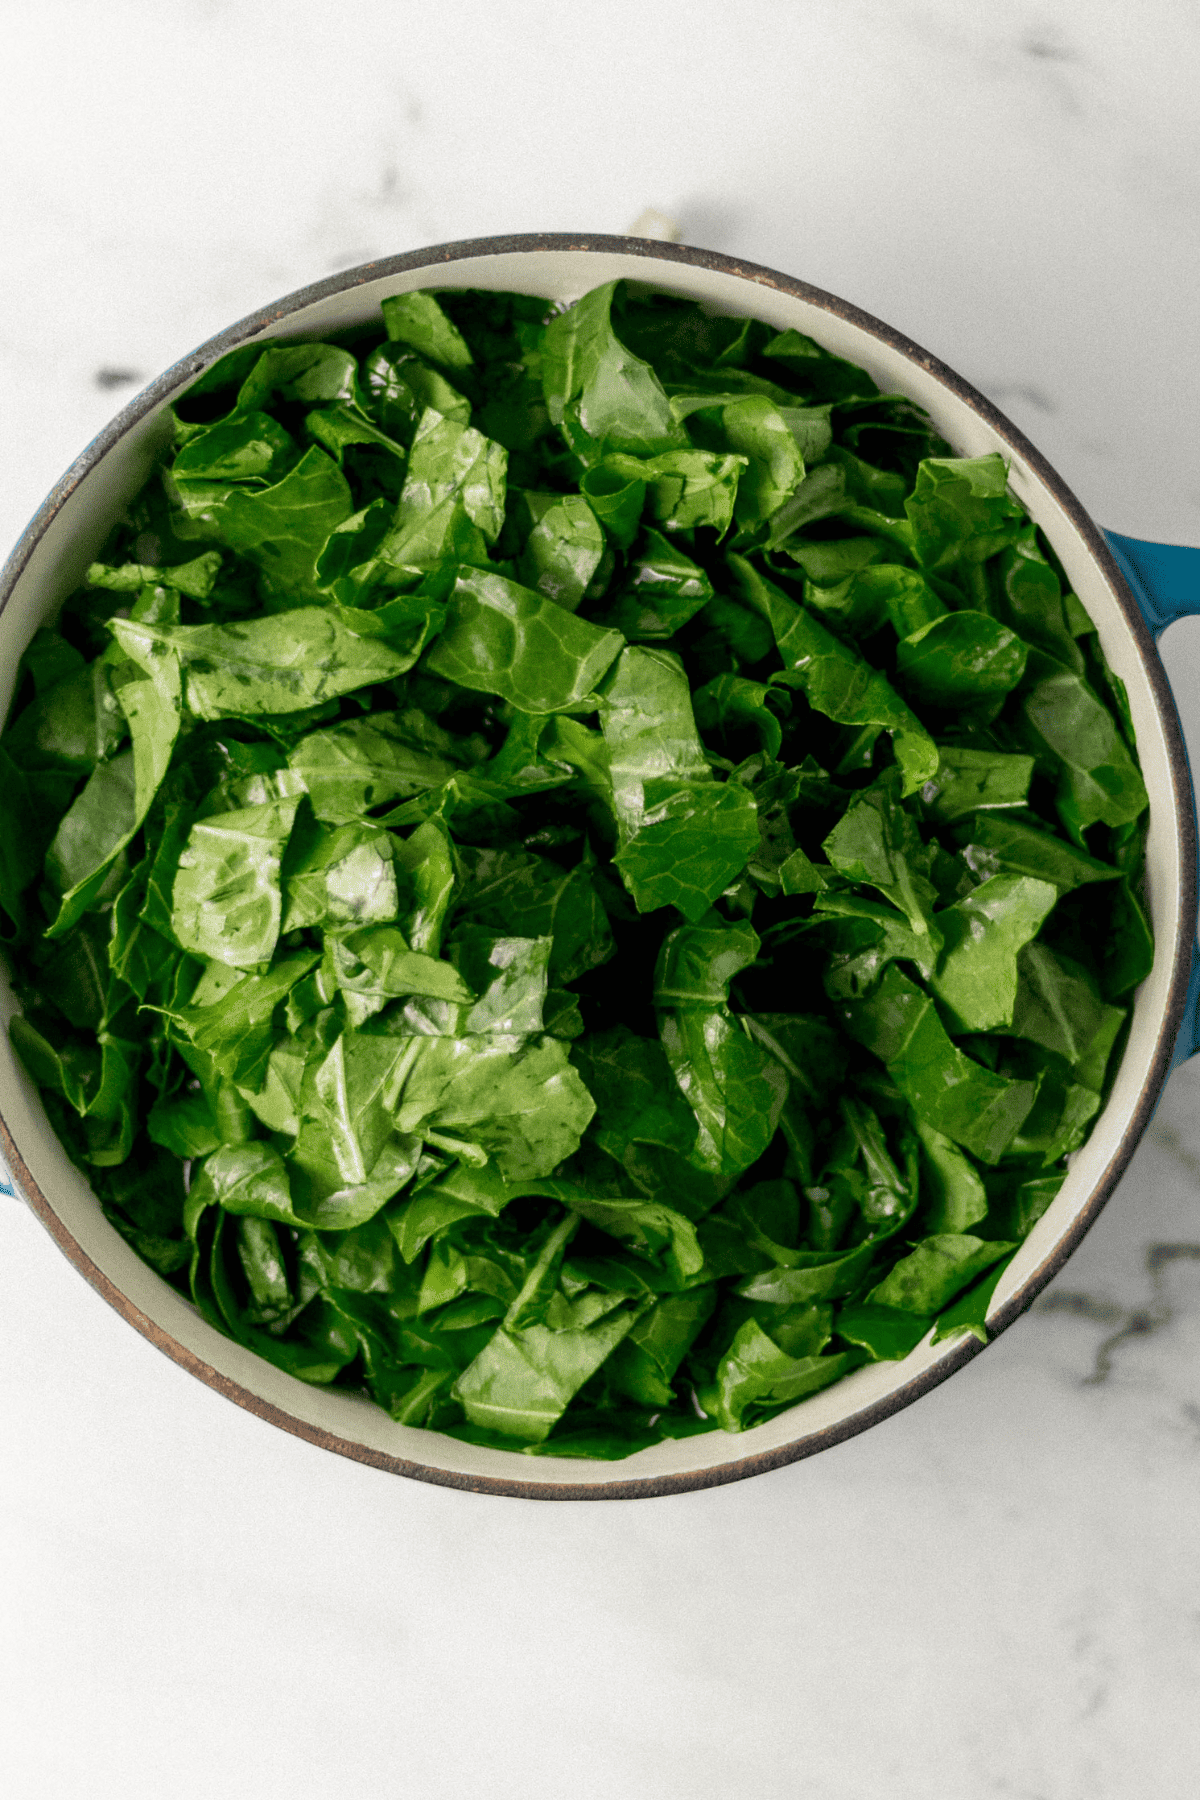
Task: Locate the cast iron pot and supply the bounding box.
[3,235,1199,1499]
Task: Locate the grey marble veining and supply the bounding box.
[2,4,1200,1795]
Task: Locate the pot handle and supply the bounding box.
[1105,530,1200,1065]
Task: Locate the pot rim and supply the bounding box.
[1,231,1194,1500]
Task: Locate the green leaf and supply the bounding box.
[1018,651,1149,836]
[957,814,1120,891]
[698,1320,859,1431]
[606,1286,719,1405]
[382,290,475,371]
[729,556,937,795]
[868,1233,1016,1313]
[424,567,624,713]
[454,846,614,983]
[327,925,473,1028]
[896,611,1028,704]
[114,603,431,722]
[838,965,1037,1163]
[516,493,605,612]
[235,343,360,412]
[1010,942,1126,1079]
[596,528,713,641]
[378,409,507,576]
[920,745,1034,822]
[171,796,300,968]
[612,781,761,922]
[928,874,1058,1032]
[822,773,942,947]
[454,1299,635,1444]
[834,1302,932,1361]
[905,454,1024,571]
[601,449,745,535]
[170,446,353,602]
[393,1034,596,1184]
[578,462,646,548]
[542,281,680,452]
[659,1005,787,1181]
[915,1122,988,1233]
[288,712,461,823]
[281,816,399,932]
[173,411,298,483]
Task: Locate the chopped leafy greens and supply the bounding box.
[1,281,1149,1459]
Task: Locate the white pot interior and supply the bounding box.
[0,245,1185,1492]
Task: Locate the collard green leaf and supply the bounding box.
[839,965,1037,1163]
[454,846,614,983]
[378,409,507,577]
[834,1303,932,1361]
[170,446,353,602]
[659,1005,787,1182]
[598,528,713,642]
[957,814,1120,892]
[114,604,430,722]
[424,567,623,713]
[171,797,299,968]
[600,646,759,919]
[1017,650,1148,836]
[896,611,1028,704]
[235,343,360,412]
[392,1034,595,1183]
[916,1121,988,1234]
[801,562,945,640]
[601,449,745,536]
[578,462,647,549]
[382,290,474,371]
[612,782,761,922]
[289,712,461,822]
[729,555,937,795]
[394,819,456,957]
[920,746,1034,823]
[928,874,1058,1033]
[709,395,805,524]
[822,774,941,948]
[542,281,680,453]
[698,1319,858,1431]
[4,656,126,773]
[281,816,399,932]
[173,411,297,483]
[693,675,786,759]
[806,895,937,995]
[1010,942,1126,1078]
[994,525,1083,670]
[868,1233,1015,1314]
[369,342,471,433]
[606,1286,718,1406]
[570,1025,699,1176]
[516,493,605,612]
[328,926,473,1028]
[905,454,1024,572]
[454,1299,635,1444]
[447,926,552,1036]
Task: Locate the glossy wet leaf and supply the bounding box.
[424,567,623,713]
[839,966,1037,1163]
[730,556,937,795]
[896,611,1028,704]
[516,493,605,612]
[928,874,1058,1032]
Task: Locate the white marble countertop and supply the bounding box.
[2,4,1199,1795]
